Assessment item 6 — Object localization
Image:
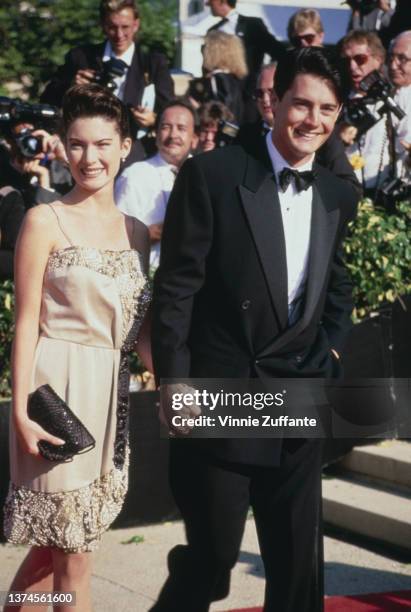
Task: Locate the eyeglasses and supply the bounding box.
[253,88,273,100]
[388,53,411,66]
[291,33,317,46]
[346,53,371,67]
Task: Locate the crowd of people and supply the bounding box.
[1,0,410,276]
[0,1,410,611]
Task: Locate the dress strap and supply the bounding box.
[46,203,74,247]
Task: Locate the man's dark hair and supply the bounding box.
[274,47,350,104]
[226,0,237,7]
[157,99,198,130]
[99,0,139,22]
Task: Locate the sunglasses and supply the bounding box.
[253,88,273,100]
[347,53,371,67]
[291,33,316,46]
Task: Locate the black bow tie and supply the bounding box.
[278,167,316,193]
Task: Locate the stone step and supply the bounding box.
[339,440,411,490]
[322,475,411,551]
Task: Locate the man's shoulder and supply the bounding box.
[65,41,105,61]
[315,163,359,215]
[237,14,266,32]
[188,145,248,175]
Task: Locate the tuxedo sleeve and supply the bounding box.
[254,18,286,62]
[149,52,175,116]
[152,157,213,381]
[322,187,359,354]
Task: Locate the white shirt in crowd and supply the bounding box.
[346,84,411,190]
[215,9,239,35]
[265,131,313,325]
[115,153,177,269]
[102,41,135,101]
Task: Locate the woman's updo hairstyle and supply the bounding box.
[61,84,130,140]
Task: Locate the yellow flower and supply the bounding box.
[349,153,365,170]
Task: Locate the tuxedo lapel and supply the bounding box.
[302,182,340,323]
[239,152,289,330]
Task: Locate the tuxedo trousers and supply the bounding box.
[150,439,324,612]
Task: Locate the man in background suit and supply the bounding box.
[206,0,286,121]
[41,0,174,161]
[151,48,358,612]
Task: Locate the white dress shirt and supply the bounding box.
[115,153,177,268]
[215,9,239,35]
[265,131,313,324]
[102,41,135,101]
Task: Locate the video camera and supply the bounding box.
[342,70,405,139]
[92,58,127,92]
[0,97,59,158]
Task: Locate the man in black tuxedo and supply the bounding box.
[41,0,174,160]
[151,48,358,612]
[206,0,286,121]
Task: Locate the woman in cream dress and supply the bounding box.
[3,84,151,611]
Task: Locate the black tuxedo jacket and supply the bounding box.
[152,140,358,465]
[208,15,286,85]
[40,41,174,113]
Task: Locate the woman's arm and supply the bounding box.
[12,205,64,455]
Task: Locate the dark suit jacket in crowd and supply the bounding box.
[0,187,25,280]
[152,138,358,466]
[40,41,174,115]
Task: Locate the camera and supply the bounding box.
[92,58,127,92]
[188,77,214,105]
[0,97,59,158]
[342,70,406,139]
[215,120,239,148]
[376,176,411,212]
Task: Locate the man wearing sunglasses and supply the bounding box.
[340,29,411,193]
[287,9,325,49]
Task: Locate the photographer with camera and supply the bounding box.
[347,0,395,34]
[339,29,411,203]
[40,0,174,163]
[0,98,72,208]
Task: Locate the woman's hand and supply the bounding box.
[14,415,65,457]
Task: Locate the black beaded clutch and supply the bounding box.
[27,384,95,462]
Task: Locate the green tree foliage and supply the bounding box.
[344,200,411,320]
[0,0,177,100]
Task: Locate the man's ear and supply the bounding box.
[270,90,279,117]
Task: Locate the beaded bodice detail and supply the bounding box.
[46,246,150,350]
